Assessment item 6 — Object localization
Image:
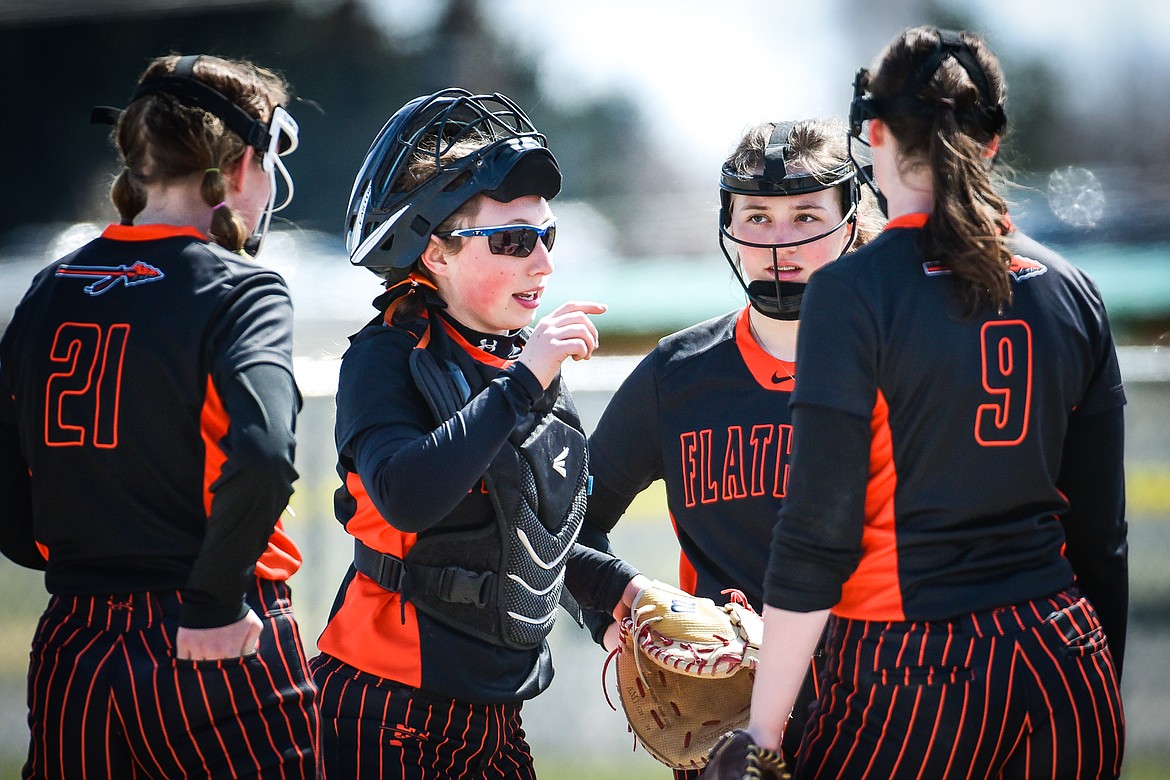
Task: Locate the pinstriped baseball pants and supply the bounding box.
[311,653,537,780]
[793,589,1124,779]
[22,578,318,779]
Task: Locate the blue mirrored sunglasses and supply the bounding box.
[437,219,556,257]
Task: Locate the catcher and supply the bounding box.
[587,117,883,777]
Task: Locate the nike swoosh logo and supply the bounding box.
[770,371,791,384]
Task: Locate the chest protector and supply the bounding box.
[355,317,588,650]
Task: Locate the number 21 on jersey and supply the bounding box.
[44,322,129,448]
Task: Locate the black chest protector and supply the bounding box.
[354,317,588,650]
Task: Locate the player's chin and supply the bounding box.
[506,303,539,329]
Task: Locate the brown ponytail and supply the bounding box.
[200,167,249,252]
[870,27,1012,312]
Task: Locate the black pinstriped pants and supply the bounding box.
[311,654,537,780]
[22,578,318,779]
[792,589,1125,779]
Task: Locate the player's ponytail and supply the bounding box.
[871,27,1013,312]
[201,166,249,253]
[110,166,147,226]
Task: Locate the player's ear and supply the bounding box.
[420,235,452,279]
[223,147,257,193]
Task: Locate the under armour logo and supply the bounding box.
[552,446,569,478]
[479,338,499,353]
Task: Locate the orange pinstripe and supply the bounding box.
[792,592,1123,779]
[311,653,537,778]
[23,582,317,778]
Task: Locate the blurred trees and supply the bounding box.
[2,0,1167,251]
[0,0,662,239]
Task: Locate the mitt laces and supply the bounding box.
[600,617,643,755]
[601,608,658,712]
[721,587,753,610]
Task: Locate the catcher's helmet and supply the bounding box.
[344,88,561,283]
[718,121,862,320]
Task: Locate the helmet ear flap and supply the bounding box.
[719,189,734,229]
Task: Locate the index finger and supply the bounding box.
[552,300,607,316]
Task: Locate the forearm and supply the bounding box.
[357,364,543,532]
[1057,406,1128,674]
[183,364,298,628]
[747,605,830,750]
[565,539,640,615]
[0,420,44,570]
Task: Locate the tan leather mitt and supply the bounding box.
[612,580,764,771]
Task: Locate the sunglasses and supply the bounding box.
[437,219,556,257]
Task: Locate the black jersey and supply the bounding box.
[766,214,1126,626]
[319,311,634,704]
[0,224,301,627]
[587,307,798,608]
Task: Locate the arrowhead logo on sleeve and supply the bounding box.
[56,261,165,296]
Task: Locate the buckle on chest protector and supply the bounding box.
[437,567,494,608]
[354,540,406,591]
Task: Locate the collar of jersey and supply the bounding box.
[884,212,929,230]
[437,317,516,369]
[734,307,796,392]
[882,211,1014,234]
[102,224,207,242]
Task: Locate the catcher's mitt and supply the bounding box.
[607,580,763,771]
[700,729,790,780]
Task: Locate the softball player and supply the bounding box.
[586,118,883,777]
[743,28,1126,779]
[0,54,317,777]
[311,88,645,779]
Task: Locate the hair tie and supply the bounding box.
[205,167,221,174]
[211,201,227,211]
[935,97,956,111]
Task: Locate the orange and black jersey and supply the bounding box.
[586,308,798,609]
[0,224,301,628]
[320,312,635,705]
[765,215,1128,666]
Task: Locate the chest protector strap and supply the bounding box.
[352,317,587,650]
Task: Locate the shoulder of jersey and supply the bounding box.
[654,310,739,374]
[841,225,912,266]
[186,240,288,280]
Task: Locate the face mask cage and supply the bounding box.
[94,55,299,257]
[717,122,861,320]
[249,105,300,256]
[344,89,560,280]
